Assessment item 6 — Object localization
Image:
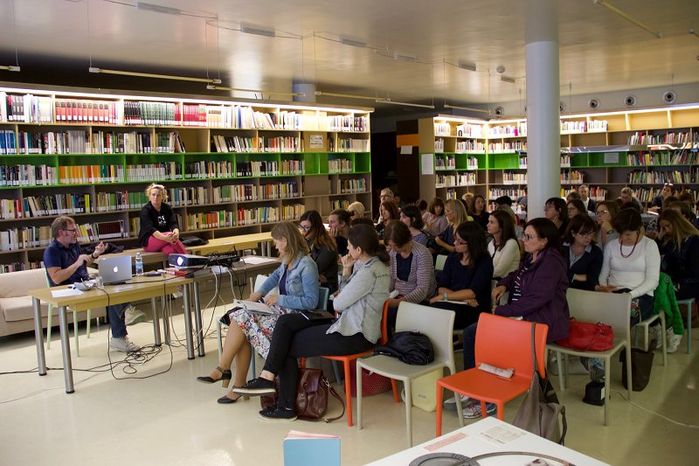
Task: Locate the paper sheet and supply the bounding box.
[51,288,84,298]
[421,153,434,175]
[242,256,278,265]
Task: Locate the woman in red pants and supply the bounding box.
[138,183,187,255]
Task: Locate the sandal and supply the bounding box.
[196,366,232,388]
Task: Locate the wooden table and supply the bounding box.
[30,275,194,393]
[188,232,273,256]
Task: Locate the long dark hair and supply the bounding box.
[348,224,389,264]
[384,220,412,248]
[563,214,598,244]
[400,204,424,230]
[380,201,400,222]
[300,210,336,252]
[546,197,568,224]
[490,210,517,250]
[526,217,561,252]
[455,221,488,265]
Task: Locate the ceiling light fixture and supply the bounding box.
[315,91,378,100]
[444,103,489,114]
[593,0,662,38]
[89,67,221,84]
[377,98,435,110]
[240,22,276,38]
[339,36,367,48]
[393,52,417,63]
[457,61,477,72]
[500,76,516,84]
[207,84,304,97]
[0,65,20,72]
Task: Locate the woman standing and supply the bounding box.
[434,199,470,254]
[399,204,429,245]
[299,210,339,294]
[561,215,603,291]
[486,210,520,280]
[233,224,389,420]
[138,183,187,255]
[197,222,319,403]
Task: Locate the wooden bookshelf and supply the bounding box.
[418,106,699,211]
[0,85,373,272]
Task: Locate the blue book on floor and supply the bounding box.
[283,431,340,466]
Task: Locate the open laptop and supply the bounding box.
[98,255,133,285]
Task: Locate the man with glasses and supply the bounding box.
[43,215,139,353]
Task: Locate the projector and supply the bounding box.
[168,254,209,269]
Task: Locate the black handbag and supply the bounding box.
[374,331,434,365]
[620,340,655,391]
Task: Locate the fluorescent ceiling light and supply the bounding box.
[89,67,221,84]
[500,76,516,84]
[315,91,377,100]
[593,0,662,39]
[377,98,434,109]
[444,103,489,114]
[393,52,417,63]
[0,65,20,72]
[136,2,182,15]
[207,84,304,97]
[240,22,276,38]
[340,36,367,48]
[457,61,477,72]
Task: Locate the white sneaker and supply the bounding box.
[666,330,682,353]
[110,336,140,353]
[125,306,145,326]
[649,325,663,350]
[443,394,470,411]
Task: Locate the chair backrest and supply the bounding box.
[253,274,268,292]
[317,287,329,310]
[395,302,456,370]
[435,254,448,272]
[475,313,549,379]
[566,288,631,342]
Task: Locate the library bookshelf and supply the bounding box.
[419,105,699,211]
[0,84,373,272]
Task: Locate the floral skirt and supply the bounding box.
[228,306,290,358]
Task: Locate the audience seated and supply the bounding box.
[233,224,389,421]
[376,188,396,223]
[299,210,339,294]
[486,210,521,280]
[544,197,569,237]
[434,199,470,254]
[328,209,351,256]
[595,200,620,247]
[399,204,429,245]
[424,197,448,237]
[375,201,400,240]
[618,186,644,211]
[562,215,603,291]
[578,184,596,213]
[347,201,366,220]
[429,222,493,330]
[566,199,587,219]
[470,194,489,230]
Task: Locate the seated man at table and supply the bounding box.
[43,215,140,353]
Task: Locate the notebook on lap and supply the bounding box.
[98,255,133,285]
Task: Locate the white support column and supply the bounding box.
[525,0,560,219]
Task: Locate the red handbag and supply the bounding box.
[349,360,392,397]
[557,318,614,351]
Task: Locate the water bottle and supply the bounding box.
[135,251,144,276]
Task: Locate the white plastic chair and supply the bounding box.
[634,311,667,366]
[356,302,456,446]
[547,288,633,426]
[677,298,694,353]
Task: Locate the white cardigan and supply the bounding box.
[599,236,660,298]
[488,238,520,279]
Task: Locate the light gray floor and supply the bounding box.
[0,302,697,466]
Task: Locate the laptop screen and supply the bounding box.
[98,255,133,285]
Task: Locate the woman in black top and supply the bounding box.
[657,209,699,300]
[470,194,489,230]
[544,197,569,237]
[375,201,400,240]
[138,183,187,255]
[299,210,339,293]
[561,215,603,290]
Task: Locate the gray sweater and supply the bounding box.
[389,241,436,303]
[328,256,390,343]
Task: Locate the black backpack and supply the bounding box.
[374,331,434,365]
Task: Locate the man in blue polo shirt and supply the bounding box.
[43,215,139,353]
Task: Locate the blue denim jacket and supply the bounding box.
[259,255,319,310]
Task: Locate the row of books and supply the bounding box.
[169,187,210,207]
[184,211,236,230]
[488,188,527,200]
[237,207,280,226]
[456,140,485,153]
[232,161,304,177]
[16,130,89,154]
[331,199,351,210]
[336,138,370,152]
[95,191,146,211]
[59,165,125,184]
[76,220,127,242]
[490,141,527,152]
[435,155,456,170]
[0,165,58,186]
[457,123,484,138]
[0,262,38,274]
[561,120,608,133]
[1,93,53,123]
[126,163,182,181]
[489,123,527,138]
[20,194,91,218]
[0,130,16,154]
[92,131,153,154]
[627,169,699,185]
[328,159,353,174]
[55,99,119,124]
[625,151,699,166]
[500,172,528,185]
[328,115,369,133]
[185,161,234,179]
[628,131,696,145]
[435,173,477,188]
[561,186,608,201]
[0,226,53,251]
[561,169,584,184]
[337,178,367,194]
[124,101,178,126]
[434,139,445,153]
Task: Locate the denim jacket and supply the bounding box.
[259,255,319,310]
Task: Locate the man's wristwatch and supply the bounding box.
[91,252,98,260]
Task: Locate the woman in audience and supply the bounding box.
[328,209,351,255]
[299,210,339,294]
[400,204,429,245]
[562,215,603,291]
[138,183,187,255]
[595,200,620,247]
[649,182,675,213]
[486,209,521,280]
[544,197,569,237]
[385,220,436,333]
[462,218,569,418]
[198,222,319,404]
[429,222,493,330]
[347,201,365,220]
[566,199,587,220]
[434,199,470,254]
[375,200,400,240]
[424,197,448,237]
[666,200,698,227]
[471,195,489,230]
[233,224,389,420]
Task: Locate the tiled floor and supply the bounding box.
[0,303,697,466]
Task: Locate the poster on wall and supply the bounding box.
[421,153,434,175]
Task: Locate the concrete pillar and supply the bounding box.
[525,0,560,219]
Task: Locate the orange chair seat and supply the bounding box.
[323,351,373,363]
[438,370,531,405]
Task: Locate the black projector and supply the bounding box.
[168,254,209,269]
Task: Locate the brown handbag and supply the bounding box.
[260,368,345,422]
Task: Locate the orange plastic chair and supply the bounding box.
[300,301,392,426]
[435,313,548,436]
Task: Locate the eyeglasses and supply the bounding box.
[64,228,77,233]
[523,234,538,241]
[299,224,311,231]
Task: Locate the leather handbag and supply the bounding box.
[260,368,345,422]
[557,318,614,352]
[513,323,567,445]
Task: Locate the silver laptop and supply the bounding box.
[98,255,133,285]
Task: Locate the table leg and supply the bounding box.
[58,306,75,393]
[151,297,161,346]
[162,295,171,345]
[193,281,205,357]
[182,284,195,360]
[33,297,47,376]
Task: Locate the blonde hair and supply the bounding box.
[659,209,699,249]
[146,183,168,202]
[271,221,309,264]
[445,199,469,226]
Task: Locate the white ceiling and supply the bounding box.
[1,0,698,107]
